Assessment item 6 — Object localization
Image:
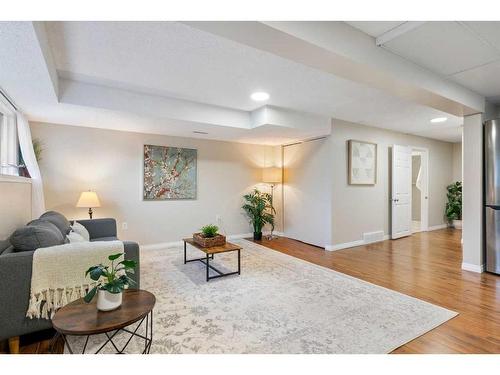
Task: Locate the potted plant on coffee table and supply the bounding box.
[193,224,226,247]
[242,188,275,240]
[84,253,137,311]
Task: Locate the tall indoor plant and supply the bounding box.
[242,188,275,240]
[445,181,462,229]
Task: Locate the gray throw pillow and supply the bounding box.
[39,211,71,236]
[10,220,66,252]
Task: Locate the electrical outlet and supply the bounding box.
[216,215,222,225]
[122,222,128,230]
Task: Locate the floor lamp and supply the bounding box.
[262,167,282,240]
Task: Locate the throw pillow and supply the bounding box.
[67,231,86,243]
[71,221,90,241]
[39,211,72,236]
[10,220,66,252]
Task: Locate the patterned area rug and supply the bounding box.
[67,239,457,353]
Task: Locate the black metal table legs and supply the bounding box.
[184,242,241,281]
[52,310,153,354]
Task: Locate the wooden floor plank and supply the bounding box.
[250,229,500,354]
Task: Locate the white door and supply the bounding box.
[391,145,412,239]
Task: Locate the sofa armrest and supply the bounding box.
[76,218,117,240]
[0,251,52,340]
[123,241,140,289]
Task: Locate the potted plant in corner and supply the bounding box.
[242,188,275,240]
[84,253,137,311]
[193,224,226,247]
[445,181,462,229]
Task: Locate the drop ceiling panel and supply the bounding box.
[383,21,499,76]
[463,22,500,52]
[452,59,500,100]
[346,21,406,38]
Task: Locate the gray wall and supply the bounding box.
[331,119,454,245]
[31,122,281,245]
[452,142,462,182]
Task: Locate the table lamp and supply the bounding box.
[76,190,101,219]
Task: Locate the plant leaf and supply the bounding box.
[108,253,124,261]
[84,286,98,303]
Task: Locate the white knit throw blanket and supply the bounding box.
[27,240,124,319]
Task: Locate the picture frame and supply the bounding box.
[348,140,377,185]
[143,144,197,200]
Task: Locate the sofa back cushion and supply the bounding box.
[39,211,71,236]
[9,220,66,252]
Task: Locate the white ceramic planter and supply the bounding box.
[452,220,462,230]
[97,289,122,311]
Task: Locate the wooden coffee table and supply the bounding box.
[183,238,242,281]
[51,289,155,354]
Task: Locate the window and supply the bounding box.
[0,91,19,176]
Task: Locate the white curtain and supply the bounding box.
[16,112,45,218]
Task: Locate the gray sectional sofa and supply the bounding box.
[0,215,140,342]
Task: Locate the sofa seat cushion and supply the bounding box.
[91,236,119,242]
[39,211,71,236]
[10,220,66,252]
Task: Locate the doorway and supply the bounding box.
[391,145,429,239]
[411,148,429,233]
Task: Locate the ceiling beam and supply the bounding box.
[185,21,483,116]
[375,22,426,46]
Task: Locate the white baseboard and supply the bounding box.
[428,224,448,231]
[461,262,485,273]
[326,234,390,251]
[141,231,285,251]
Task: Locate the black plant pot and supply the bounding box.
[253,232,263,241]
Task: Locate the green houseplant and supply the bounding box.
[193,224,226,247]
[84,253,137,311]
[242,188,275,240]
[445,181,462,229]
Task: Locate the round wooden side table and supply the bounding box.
[51,289,156,354]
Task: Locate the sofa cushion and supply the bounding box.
[0,240,13,255]
[10,220,66,252]
[39,211,71,236]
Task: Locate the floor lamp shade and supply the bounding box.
[262,167,282,184]
[76,191,101,219]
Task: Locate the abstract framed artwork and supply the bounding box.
[348,140,377,185]
[143,145,197,200]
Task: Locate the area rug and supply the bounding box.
[66,239,457,354]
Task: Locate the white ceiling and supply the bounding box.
[1,21,476,144]
[348,21,500,104]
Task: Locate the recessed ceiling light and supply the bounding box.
[250,91,270,101]
[430,117,447,123]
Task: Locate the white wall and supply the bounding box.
[283,138,332,247]
[0,176,32,240]
[31,122,281,245]
[452,142,462,182]
[331,119,454,246]
[462,114,483,272]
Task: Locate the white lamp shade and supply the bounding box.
[76,191,101,208]
[262,167,282,184]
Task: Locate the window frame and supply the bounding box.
[0,92,19,176]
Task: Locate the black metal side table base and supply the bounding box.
[184,243,241,282]
[51,310,153,354]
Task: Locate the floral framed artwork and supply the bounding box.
[348,140,377,185]
[143,145,197,200]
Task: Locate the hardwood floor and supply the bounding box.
[4,228,498,354]
[251,229,500,354]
